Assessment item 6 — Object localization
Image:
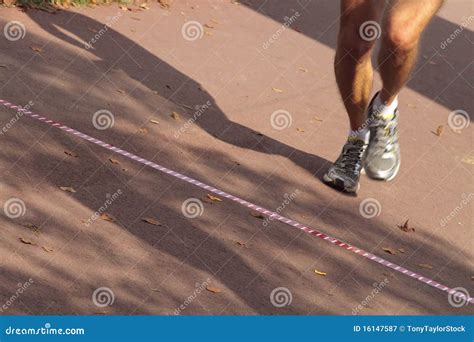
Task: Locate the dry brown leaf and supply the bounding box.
[418,263,433,269]
[296,127,305,132]
[139,3,150,10]
[235,241,246,247]
[42,246,54,253]
[204,23,215,29]
[397,219,415,233]
[397,248,405,254]
[142,217,162,226]
[31,47,43,53]
[250,212,264,219]
[19,237,35,245]
[435,125,443,137]
[116,89,125,94]
[382,247,397,255]
[297,67,308,72]
[272,87,283,93]
[170,111,180,121]
[109,158,121,165]
[206,286,221,293]
[314,269,327,276]
[207,194,222,202]
[149,119,160,125]
[59,186,76,193]
[100,213,115,222]
[64,150,78,157]
[312,116,323,122]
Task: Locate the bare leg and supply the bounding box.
[378,0,444,105]
[335,0,385,130]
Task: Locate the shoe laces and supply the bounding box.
[336,140,365,175]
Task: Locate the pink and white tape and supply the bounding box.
[1,98,472,305]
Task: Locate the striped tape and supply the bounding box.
[1,98,472,305]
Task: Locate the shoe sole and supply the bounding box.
[323,173,359,193]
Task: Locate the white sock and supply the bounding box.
[348,128,369,143]
[373,92,398,119]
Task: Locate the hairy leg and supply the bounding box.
[335,0,385,130]
[378,0,444,104]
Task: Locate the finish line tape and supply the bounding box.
[1,98,472,305]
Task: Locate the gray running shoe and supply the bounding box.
[323,138,367,193]
[363,93,401,181]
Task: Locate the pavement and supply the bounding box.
[0,0,472,315]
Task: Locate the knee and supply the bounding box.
[337,24,376,60]
[383,19,419,52]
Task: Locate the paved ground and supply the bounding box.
[0,0,472,315]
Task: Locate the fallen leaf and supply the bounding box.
[382,247,396,255]
[235,241,246,247]
[170,111,180,121]
[204,23,215,29]
[88,28,98,33]
[64,150,78,157]
[461,156,474,165]
[250,212,264,219]
[397,248,405,254]
[59,186,76,193]
[206,286,221,293]
[312,116,323,122]
[139,3,150,10]
[119,5,130,11]
[397,219,415,233]
[207,194,222,202]
[418,263,433,269]
[116,89,125,94]
[142,217,162,226]
[42,246,53,253]
[272,87,283,93]
[296,127,305,132]
[19,237,35,245]
[100,213,115,222]
[297,67,308,72]
[30,47,43,53]
[434,125,443,137]
[314,269,327,276]
[149,119,160,125]
[109,158,121,165]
